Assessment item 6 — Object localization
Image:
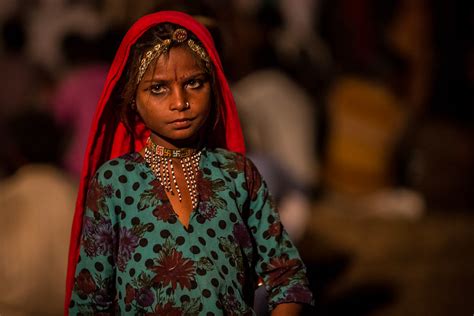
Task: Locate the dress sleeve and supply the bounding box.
[244,157,314,310]
[69,171,117,315]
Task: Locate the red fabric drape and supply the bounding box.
[64,11,245,314]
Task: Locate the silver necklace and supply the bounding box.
[144,137,200,209]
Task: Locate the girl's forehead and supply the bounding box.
[144,46,205,80]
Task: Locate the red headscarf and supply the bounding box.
[64,11,245,313]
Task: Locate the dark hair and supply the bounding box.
[112,23,222,140]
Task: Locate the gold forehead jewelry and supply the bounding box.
[172,28,188,42]
[136,39,171,84]
[136,29,210,85]
[187,39,210,63]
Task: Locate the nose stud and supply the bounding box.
[185,101,190,109]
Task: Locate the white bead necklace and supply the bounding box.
[144,137,201,209]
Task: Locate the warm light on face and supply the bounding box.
[136,46,212,149]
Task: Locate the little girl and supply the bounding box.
[66,11,313,315]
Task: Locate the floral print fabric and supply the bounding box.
[69,148,313,315]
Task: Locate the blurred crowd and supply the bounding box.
[0,0,472,315]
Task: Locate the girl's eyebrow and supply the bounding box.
[141,71,207,84]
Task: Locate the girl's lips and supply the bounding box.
[170,119,192,129]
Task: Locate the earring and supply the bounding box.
[130,99,137,110]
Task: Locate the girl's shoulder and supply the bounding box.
[94,152,146,179]
[204,147,258,176]
[204,147,249,166]
[206,147,245,160]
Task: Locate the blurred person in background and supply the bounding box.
[394,0,474,211]
[317,0,430,219]
[0,13,42,121]
[0,11,56,179]
[25,0,105,74]
[225,2,321,243]
[0,109,76,315]
[51,27,124,180]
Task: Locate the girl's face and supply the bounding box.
[136,46,212,148]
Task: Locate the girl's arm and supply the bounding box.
[69,172,117,315]
[243,157,313,314]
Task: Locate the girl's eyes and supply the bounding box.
[148,78,206,94]
[186,79,203,89]
[150,84,167,95]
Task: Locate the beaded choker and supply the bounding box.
[144,137,201,209]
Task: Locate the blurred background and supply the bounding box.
[0,0,472,315]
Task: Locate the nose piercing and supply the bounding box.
[185,101,190,109]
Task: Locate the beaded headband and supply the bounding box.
[136,28,210,84]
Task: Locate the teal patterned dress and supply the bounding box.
[69,148,313,315]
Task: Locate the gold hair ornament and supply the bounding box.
[137,39,171,84]
[172,28,188,42]
[136,28,210,85]
[187,39,210,63]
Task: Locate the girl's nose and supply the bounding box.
[169,87,188,111]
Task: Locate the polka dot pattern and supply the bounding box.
[70,149,313,315]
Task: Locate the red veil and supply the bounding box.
[64,11,245,313]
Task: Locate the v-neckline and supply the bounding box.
[135,150,206,230]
